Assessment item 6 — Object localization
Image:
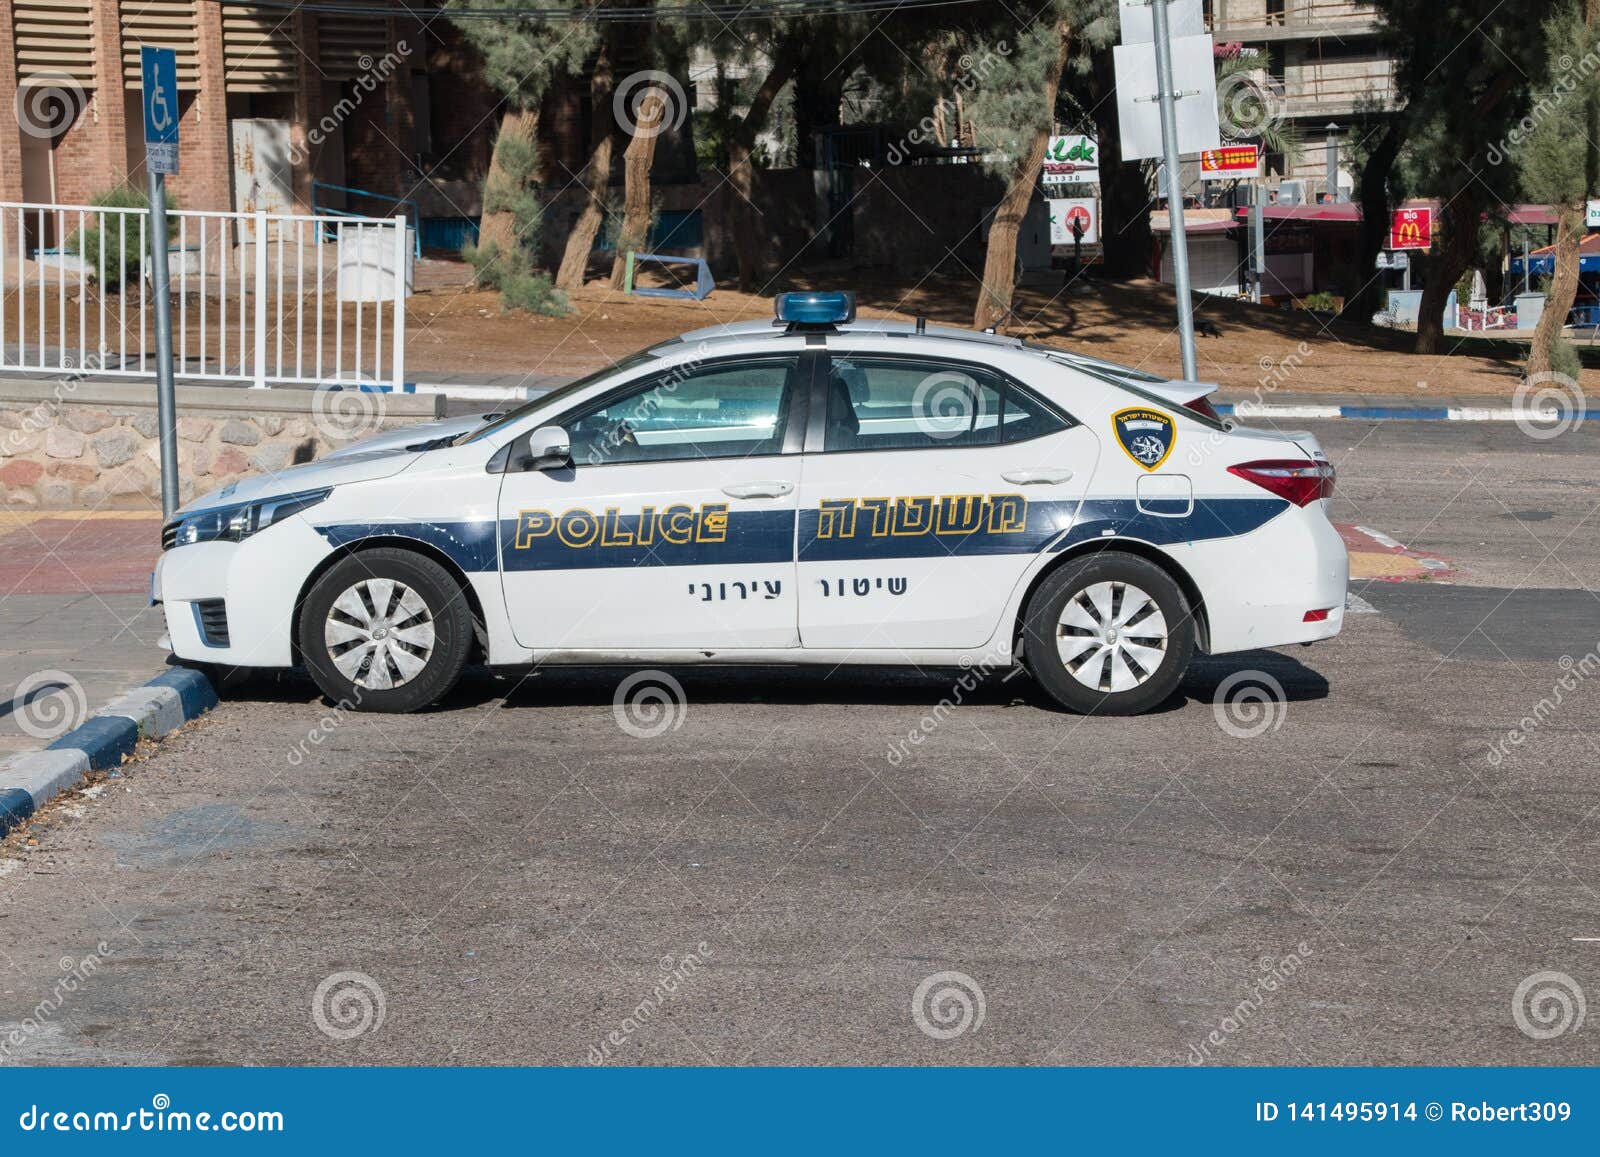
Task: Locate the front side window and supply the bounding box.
[566,357,798,466]
[822,356,1069,452]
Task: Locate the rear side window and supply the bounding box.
[822,356,1070,452]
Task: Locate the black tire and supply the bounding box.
[1022,552,1195,716]
[298,548,474,713]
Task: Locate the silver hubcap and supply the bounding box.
[324,578,436,690]
[1056,581,1169,693]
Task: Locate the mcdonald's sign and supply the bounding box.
[1389,208,1432,251]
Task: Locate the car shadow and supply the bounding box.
[178,649,1330,717]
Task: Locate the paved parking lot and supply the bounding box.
[1,421,1597,1066]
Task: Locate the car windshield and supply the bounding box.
[455,350,660,445]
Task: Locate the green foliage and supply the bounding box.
[1548,334,1583,381]
[962,1,1119,176]
[463,240,569,317]
[1512,1,1597,205]
[1303,291,1339,313]
[481,126,545,251]
[66,185,175,292]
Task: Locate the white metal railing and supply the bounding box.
[0,202,407,389]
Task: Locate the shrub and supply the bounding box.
[463,240,569,317]
[1303,291,1338,313]
[66,186,177,292]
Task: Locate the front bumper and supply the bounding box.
[157,519,335,668]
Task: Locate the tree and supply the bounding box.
[1521,0,1600,379]
[1373,1,1548,354]
[451,2,598,296]
[554,31,619,289]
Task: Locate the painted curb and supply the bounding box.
[0,667,218,838]
[1218,402,1595,422]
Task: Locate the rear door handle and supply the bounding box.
[1001,468,1074,485]
[721,481,795,499]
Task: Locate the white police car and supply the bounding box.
[154,292,1346,715]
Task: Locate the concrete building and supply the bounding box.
[0,2,454,245]
[1207,0,1396,189]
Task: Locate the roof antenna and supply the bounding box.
[915,316,926,335]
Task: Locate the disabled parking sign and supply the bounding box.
[141,45,179,175]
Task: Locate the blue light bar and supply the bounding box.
[774,291,856,326]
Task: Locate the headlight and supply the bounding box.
[165,487,331,549]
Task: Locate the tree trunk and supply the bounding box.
[608,87,666,289]
[1414,198,1478,354]
[555,40,616,291]
[1354,119,1404,322]
[974,21,1072,331]
[478,107,540,256]
[1526,204,1584,379]
[1530,0,1600,375]
[729,49,798,293]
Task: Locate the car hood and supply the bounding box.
[320,413,493,459]
[175,447,422,516]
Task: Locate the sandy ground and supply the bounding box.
[4,258,1582,397]
[401,270,1579,398]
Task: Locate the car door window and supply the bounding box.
[997,380,1073,443]
[824,357,1002,452]
[567,358,797,466]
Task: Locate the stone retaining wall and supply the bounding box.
[0,380,443,510]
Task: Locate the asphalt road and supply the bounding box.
[1,421,1597,1067]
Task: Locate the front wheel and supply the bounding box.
[298,548,474,713]
[1022,552,1195,716]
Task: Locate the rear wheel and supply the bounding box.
[1023,552,1195,716]
[298,549,473,713]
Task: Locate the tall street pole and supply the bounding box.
[1152,0,1199,381]
[147,169,178,519]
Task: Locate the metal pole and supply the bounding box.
[1153,0,1199,381]
[1251,181,1265,304]
[147,170,178,519]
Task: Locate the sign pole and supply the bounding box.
[141,44,181,519]
[148,170,178,518]
[1152,0,1199,381]
[1251,181,1265,304]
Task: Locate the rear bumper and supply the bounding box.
[1180,503,1348,654]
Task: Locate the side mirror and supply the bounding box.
[526,424,571,471]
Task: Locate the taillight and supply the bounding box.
[1184,395,1223,422]
[1227,459,1335,506]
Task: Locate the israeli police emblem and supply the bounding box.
[1112,407,1175,471]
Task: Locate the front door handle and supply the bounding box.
[721,481,795,499]
[1001,468,1074,485]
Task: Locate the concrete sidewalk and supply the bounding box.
[0,511,164,758]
